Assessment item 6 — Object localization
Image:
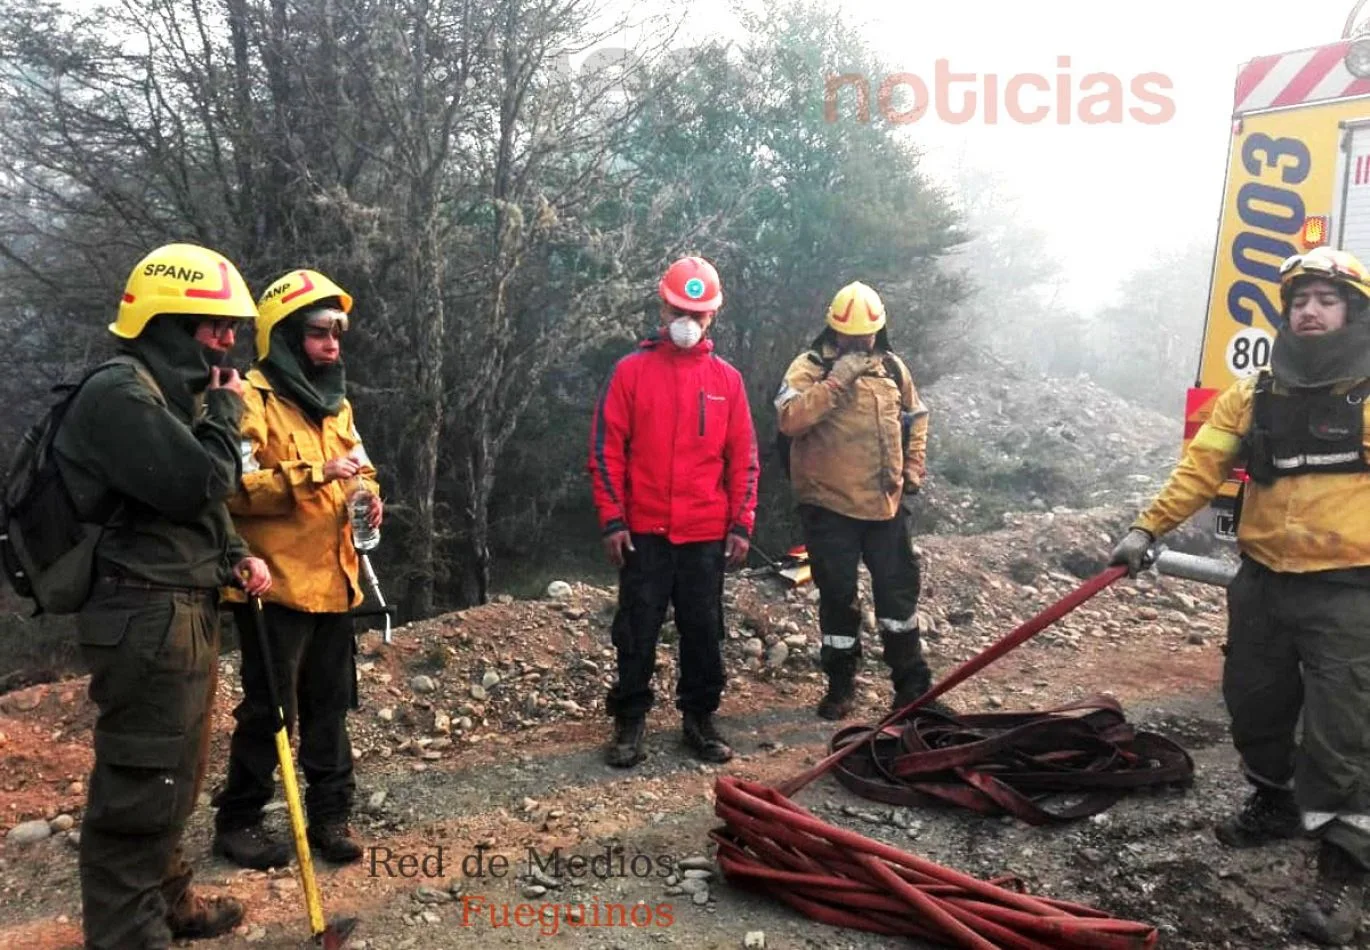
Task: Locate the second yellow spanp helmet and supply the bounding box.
[826,281,886,334]
[111,243,258,339]
[255,269,354,359]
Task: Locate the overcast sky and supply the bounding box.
[636,0,1363,313]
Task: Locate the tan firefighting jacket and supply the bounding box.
[222,368,381,612]
[1134,373,1370,572]
[775,344,928,521]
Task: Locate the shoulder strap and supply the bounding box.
[99,354,165,405]
[803,350,831,377]
[1250,371,1273,431]
[881,352,907,390]
[1347,377,1370,402]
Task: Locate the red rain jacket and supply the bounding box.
[588,334,759,544]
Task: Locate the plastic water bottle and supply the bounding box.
[346,476,380,551]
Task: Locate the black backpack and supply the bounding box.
[774,349,909,480]
[0,355,160,615]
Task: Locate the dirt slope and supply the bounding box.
[1,372,1329,949]
[1,498,1324,950]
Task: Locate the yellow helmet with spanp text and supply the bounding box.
[111,243,258,339]
[255,269,354,359]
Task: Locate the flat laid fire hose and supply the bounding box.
[710,563,1195,948]
[824,695,1193,825]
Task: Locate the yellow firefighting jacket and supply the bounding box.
[775,344,928,521]
[222,369,381,612]
[1134,373,1370,572]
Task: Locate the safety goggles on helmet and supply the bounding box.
[301,308,347,345]
[1279,249,1370,293]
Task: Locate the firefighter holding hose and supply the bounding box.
[1110,247,1370,946]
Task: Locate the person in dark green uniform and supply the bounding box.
[53,243,272,949]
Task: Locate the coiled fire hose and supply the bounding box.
[710,563,1191,948]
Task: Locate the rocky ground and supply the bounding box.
[914,368,1199,539]
[0,371,1349,948]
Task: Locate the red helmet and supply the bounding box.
[659,256,722,312]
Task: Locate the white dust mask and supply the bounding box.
[669,316,703,349]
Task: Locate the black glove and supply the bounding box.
[899,479,920,517]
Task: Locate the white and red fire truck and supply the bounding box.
[1193,1,1370,538]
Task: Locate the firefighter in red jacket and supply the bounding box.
[587,256,760,768]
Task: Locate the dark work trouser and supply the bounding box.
[798,503,930,698]
[1224,556,1370,869]
[77,578,221,950]
[605,535,727,720]
[213,603,357,832]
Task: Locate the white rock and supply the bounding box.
[546,581,573,599]
[744,932,766,949]
[7,819,51,845]
[765,642,789,668]
[410,675,437,694]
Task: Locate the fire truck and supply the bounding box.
[1192,1,1370,539]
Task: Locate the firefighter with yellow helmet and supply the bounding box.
[211,268,382,870]
[1110,246,1370,946]
[51,243,270,946]
[774,281,941,721]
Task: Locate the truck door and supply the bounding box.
[1334,118,1370,258]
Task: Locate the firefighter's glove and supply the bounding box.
[829,353,874,389]
[1108,528,1154,578]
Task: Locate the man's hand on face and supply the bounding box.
[829,352,873,388]
[207,366,243,397]
[603,530,635,569]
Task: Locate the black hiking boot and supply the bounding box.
[816,677,857,721]
[307,821,364,864]
[1292,841,1369,946]
[884,631,943,719]
[211,823,291,871]
[605,716,647,768]
[1214,787,1302,848]
[682,712,733,763]
[892,689,958,720]
[167,892,246,940]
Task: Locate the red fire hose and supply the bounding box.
[710,564,1169,948]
